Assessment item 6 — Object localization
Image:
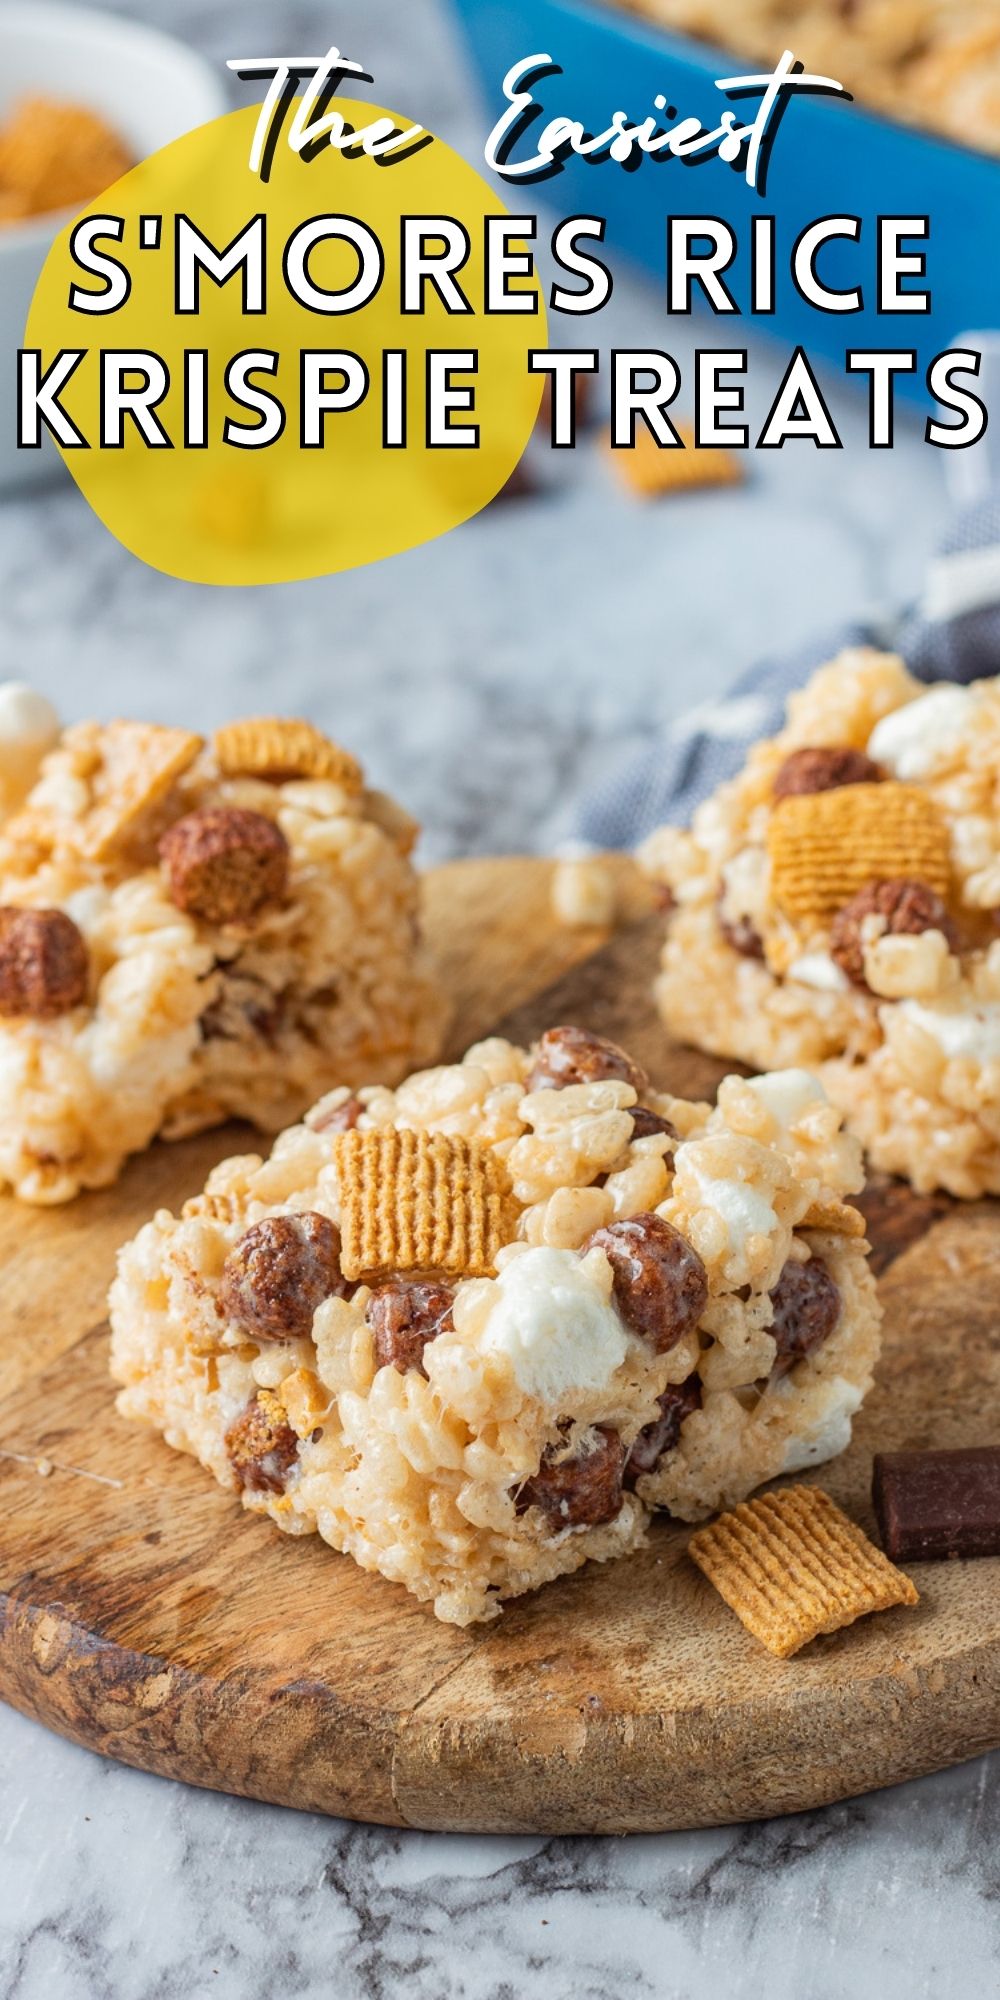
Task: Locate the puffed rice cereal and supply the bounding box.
[0,701,446,1200]
[110,1024,880,1625]
[639,649,1000,1197]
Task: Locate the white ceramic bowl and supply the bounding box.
[0,1,227,492]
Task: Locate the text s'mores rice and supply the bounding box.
[0,703,445,1202]
[110,1024,880,1625]
[639,649,1000,1197]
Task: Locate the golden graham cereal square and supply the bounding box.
[689,1484,918,1657]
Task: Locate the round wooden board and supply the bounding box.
[2,856,999,1835]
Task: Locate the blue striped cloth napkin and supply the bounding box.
[577,342,1000,849]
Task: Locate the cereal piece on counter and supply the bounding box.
[213,717,363,791]
[689,1484,918,1657]
[607,422,743,499]
[111,1028,881,1625]
[551,852,618,929]
[873,1448,1000,1562]
[333,1127,511,1281]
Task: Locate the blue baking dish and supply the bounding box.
[451,0,1000,400]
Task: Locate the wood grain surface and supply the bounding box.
[1,855,999,1835]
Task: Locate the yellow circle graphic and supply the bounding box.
[25,103,545,584]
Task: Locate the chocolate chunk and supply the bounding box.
[528,1024,648,1095]
[873,1448,1000,1562]
[773,745,884,799]
[225,1390,299,1494]
[625,1374,702,1484]
[366,1280,455,1375]
[830,878,956,988]
[220,1211,348,1340]
[769,1256,841,1375]
[629,1106,679,1144]
[160,806,289,925]
[516,1424,625,1528]
[717,896,765,961]
[587,1213,708,1353]
[0,906,89,1018]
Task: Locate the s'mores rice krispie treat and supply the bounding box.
[110,1024,880,1625]
[0,707,446,1202]
[639,649,1000,1198]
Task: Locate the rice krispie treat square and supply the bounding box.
[110,1024,880,1625]
[0,706,446,1201]
[639,649,1000,1197]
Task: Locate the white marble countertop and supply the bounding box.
[1,3,997,1994]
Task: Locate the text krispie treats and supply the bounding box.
[639,649,1000,1197]
[0,706,446,1201]
[110,1025,880,1625]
